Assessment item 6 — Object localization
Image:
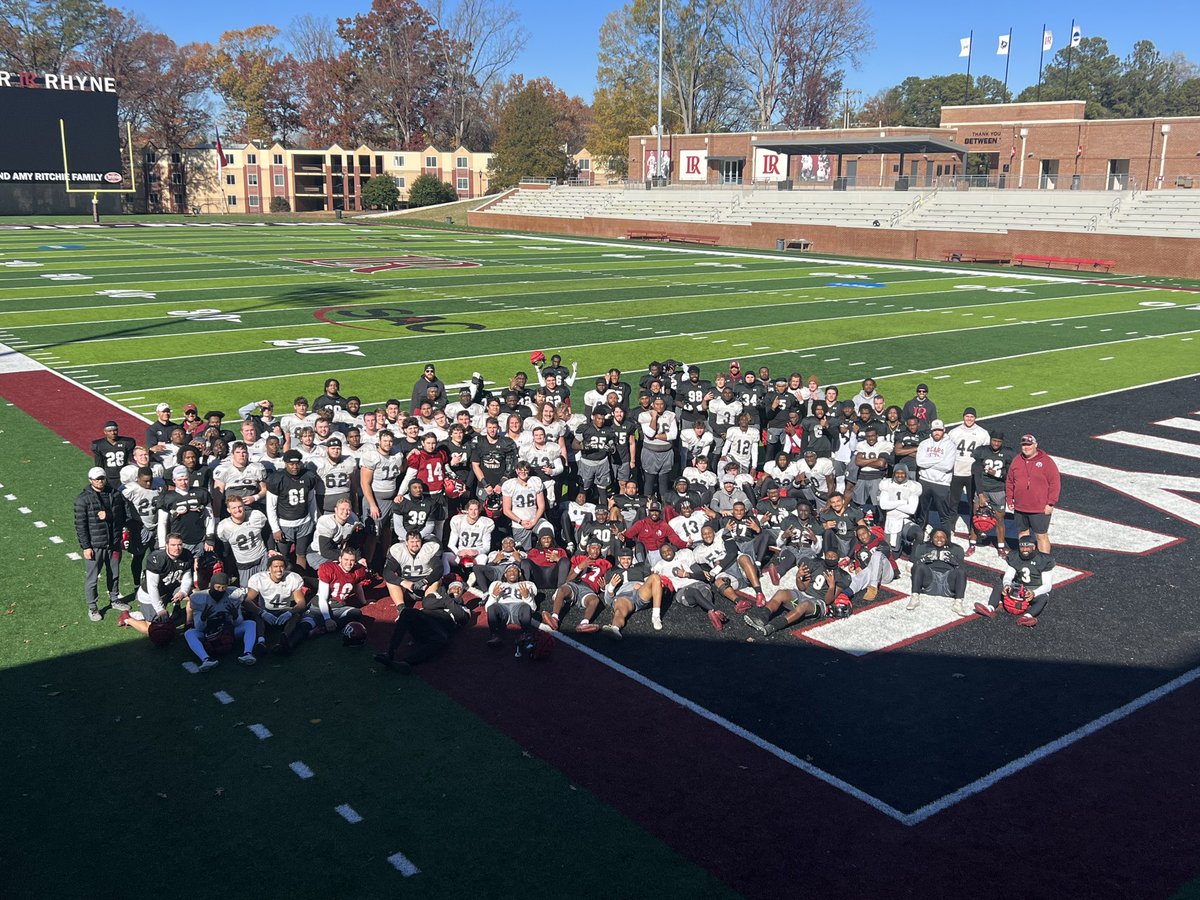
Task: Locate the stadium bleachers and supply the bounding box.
[479,183,1200,240]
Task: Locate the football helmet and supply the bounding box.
[530,350,546,366]
[829,594,854,618]
[972,509,998,534]
[442,477,466,499]
[203,628,235,658]
[1001,584,1032,616]
[147,619,176,648]
[342,621,368,647]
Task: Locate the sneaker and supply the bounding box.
[117,611,132,628]
[373,652,394,669]
[237,652,257,666]
[486,635,503,648]
[87,608,102,622]
[965,544,976,557]
[951,599,967,617]
[707,609,727,632]
[905,593,921,611]
[973,602,996,619]
[197,658,219,673]
[602,625,623,640]
[733,598,752,615]
[541,612,559,631]
[863,586,878,602]
[576,622,600,634]
[743,614,769,636]
[651,612,663,631]
[110,599,131,612]
[1017,613,1037,628]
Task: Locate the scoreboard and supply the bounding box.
[0,80,122,187]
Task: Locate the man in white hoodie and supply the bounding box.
[879,466,923,554]
[915,419,956,536]
[946,407,991,555]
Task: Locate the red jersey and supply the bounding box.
[569,554,613,593]
[627,517,687,552]
[528,545,568,567]
[317,560,369,604]
[407,447,449,492]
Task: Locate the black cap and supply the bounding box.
[283,450,303,462]
[325,437,343,447]
[209,571,229,587]
[916,383,929,391]
[990,429,1004,440]
[963,406,977,416]
[1018,535,1037,547]
[104,420,119,430]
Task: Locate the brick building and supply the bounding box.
[627,101,1200,191]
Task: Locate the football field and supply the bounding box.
[1,221,1199,415]
[2,219,1200,899]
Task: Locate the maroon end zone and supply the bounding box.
[5,360,1198,899]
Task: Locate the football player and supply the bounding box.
[907,528,967,613]
[744,557,838,638]
[384,530,442,606]
[484,563,540,648]
[213,441,267,514]
[443,498,495,580]
[245,556,307,654]
[879,466,923,555]
[266,450,319,570]
[359,429,405,565]
[543,539,612,633]
[375,580,474,673]
[92,421,136,481]
[947,407,990,554]
[122,465,163,587]
[972,429,1016,557]
[574,408,616,504]
[638,396,678,502]
[216,495,272,586]
[184,571,260,671]
[312,437,358,513]
[304,547,368,640]
[652,542,727,632]
[307,498,365,570]
[975,535,1055,626]
[600,545,663,638]
[501,461,548,549]
[157,465,216,559]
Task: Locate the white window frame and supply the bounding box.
[273,153,283,165]
[247,153,257,164]
[273,174,285,187]
[248,195,260,207]
[456,177,469,191]
[425,155,438,168]
[226,195,238,206]
[248,173,258,185]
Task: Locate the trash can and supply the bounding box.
[1071,175,1081,190]
[335,209,342,220]
[894,177,910,191]
[446,216,454,225]
[776,239,786,251]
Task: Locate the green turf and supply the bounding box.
[0,401,735,899]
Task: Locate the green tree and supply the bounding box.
[0,0,107,70]
[360,175,400,209]
[269,195,290,212]
[865,74,1008,127]
[406,173,458,206]
[489,83,570,189]
[1016,37,1120,118]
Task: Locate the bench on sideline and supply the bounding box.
[627,230,720,246]
[1013,253,1116,272]
[943,251,1012,264]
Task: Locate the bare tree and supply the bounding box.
[776,0,871,129]
[726,0,791,129]
[427,0,528,148]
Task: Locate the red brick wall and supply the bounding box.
[467,210,1200,278]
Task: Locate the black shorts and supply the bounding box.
[1014,510,1051,535]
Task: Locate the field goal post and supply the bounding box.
[59,118,137,222]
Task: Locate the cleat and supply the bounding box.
[541,612,559,631]
[110,599,131,612]
[197,658,219,673]
[707,609,728,632]
[734,598,752,615]
[951,599,967,617]
[974,602,996,618]
[743,614,769,636]
[575,622,600,634]
[905,593,921,611]
[602,625,623,640]
[1016,613,1037,628]
[237,652,257,666]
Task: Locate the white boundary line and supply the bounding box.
[386,852,421,876]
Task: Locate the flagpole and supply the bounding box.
[1065,18,1075,95]
[1037,24,1046,101]
[1002,28,1012,99]
[964,30,973,104]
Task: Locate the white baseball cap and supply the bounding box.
[930,419,945,431]
[155,402,171,413]
[87,466,106,479]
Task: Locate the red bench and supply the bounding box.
[627,230,720,246]
[1013,254,1116,272]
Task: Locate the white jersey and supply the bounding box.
[879,479,923,532]
[120,461,164,487]
[502,476,544,517]
[387,540,441,580]
[486,580,538,610]
[520,442,564,477]
[692,536,731,575]
[359,445,405,498]
[214,461,266,498]
[947,423,991,477]
[795,457,835,495]
[652,548,701,590]
[721,427,760,468]
[447,514,495,556]
[681,466,717,492]
[668,511,708,546]
[312,455,358,500]
[247,570,305,611]
[763,459,800,485]
[680,428,715,461]
[216,510,269,564]
[280,412,316,445]
[123,482,162,530]
[566,502,596,531]
[709,397,743,429]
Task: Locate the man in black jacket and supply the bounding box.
[74,466,128,621]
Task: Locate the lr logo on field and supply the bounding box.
[291,256,481,274]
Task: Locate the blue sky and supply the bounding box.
[125,0,1198,104]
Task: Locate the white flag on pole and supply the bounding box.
[997,34,1010,55]
[959,36,972,57]
[1070,25,1082,47]
[1042,30,1054,52]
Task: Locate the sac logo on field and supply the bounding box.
[290,256,481,274]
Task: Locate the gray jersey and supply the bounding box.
[216,510,269,564]
[123,482,162,530]
[313,455,358,500]
[360,446,405,499]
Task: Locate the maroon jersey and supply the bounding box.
[317,560,369,604]
[569,555,613,593]
[407,447,449,493]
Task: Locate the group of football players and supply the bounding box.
[79,353,1060,671]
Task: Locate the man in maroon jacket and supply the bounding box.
[625,502,687,565]
[1006,433,1060,554]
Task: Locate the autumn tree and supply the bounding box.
[211,25,299,143]
[0,0,107,70]
[338,0,450,149]
[288,15,365,146]
[490,83,570,189]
